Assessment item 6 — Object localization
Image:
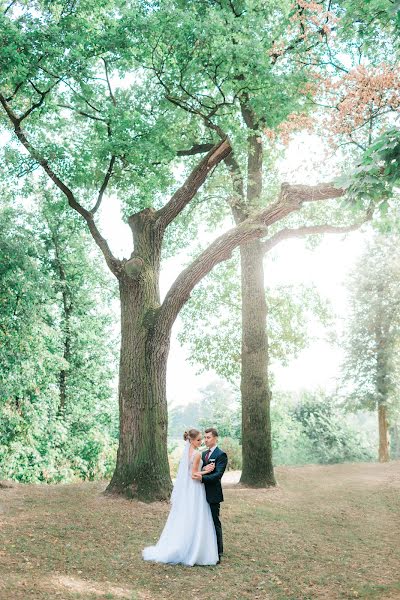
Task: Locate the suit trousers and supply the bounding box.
[209,502,223,555]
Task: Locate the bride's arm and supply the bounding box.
[192,453,215,478]
[191,453,201,477]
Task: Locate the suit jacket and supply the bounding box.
[201,446,228,504]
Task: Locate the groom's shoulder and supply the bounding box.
[216,446,227,458]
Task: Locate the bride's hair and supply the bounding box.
[183,428,200,441]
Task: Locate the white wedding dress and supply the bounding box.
[142,440,219,566]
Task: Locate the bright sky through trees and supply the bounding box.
[96,131,367,405]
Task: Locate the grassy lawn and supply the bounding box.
[1,461,399,600]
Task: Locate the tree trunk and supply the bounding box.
[378,402,390,462]
[49,225,72,416]
[375,327,390,463]
[106,274,172,500]
[239,240,276,486]
[58,285,72,415]
[106,210,172,501]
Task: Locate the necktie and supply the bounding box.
[205,451,210,462]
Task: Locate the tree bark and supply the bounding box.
[378,402,390,463]
[106,210,172,500]
[232,120,276,487]
[240,239,276,486]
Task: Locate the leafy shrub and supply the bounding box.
[219,436,242,470]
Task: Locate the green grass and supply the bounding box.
[0,460,399,600]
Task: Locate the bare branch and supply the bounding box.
[4,81,24,101]
[261,210,373,254]
[156,180,347,334]
[155,138,232,231]
[56,103,108,123]
[38,65,103,114]
[18,79,62,123]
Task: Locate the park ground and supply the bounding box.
[0,461,399,600]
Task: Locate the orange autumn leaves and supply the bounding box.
[264,64,400,146]
[262,1,398,147]
[323,64,400,137]
[268,0,337,62]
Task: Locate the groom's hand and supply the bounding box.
[203,463,215,473]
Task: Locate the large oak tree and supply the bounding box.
[2,0,395,498]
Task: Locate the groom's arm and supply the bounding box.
[200,453,228,483]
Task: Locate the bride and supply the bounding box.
[142,428,219,566]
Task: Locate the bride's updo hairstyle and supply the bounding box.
[183,428,200,441]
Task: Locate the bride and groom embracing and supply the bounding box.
[142,427,228,567]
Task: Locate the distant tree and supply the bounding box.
[168,380,240,441]
[0,194,118,483]
[341,232,400,462]
[291,390,375,465]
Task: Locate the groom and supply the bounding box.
[193,427,228,563]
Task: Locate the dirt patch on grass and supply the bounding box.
[0,461,399,600]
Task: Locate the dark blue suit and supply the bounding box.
[201,446,228,556]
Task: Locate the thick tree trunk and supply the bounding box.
[239,240,276,486]
[378,402,390,462]
[106,210,172,501]
[231,121,276,487]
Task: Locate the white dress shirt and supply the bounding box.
[206,445,217,459]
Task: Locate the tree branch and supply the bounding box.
[56,103,108,123]
[177,143,215,156]
[223,152,247,223]
[90,154,116,214]
[19,79,62,123]
[0,92,122,278]
[261,211,373,254]
[155,138,232,231]
[102,58,117,106]
[156,180,347,334]
[4,0,17,14]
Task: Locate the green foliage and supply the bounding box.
[218,436,242,471]
[0,0,201,240]
[168,383,373,467]
[179,256,332,384]
[0,197,118,483]
[168,380,240,441]
[291,391,375,464]
[337,128,400,210]
[271,397,314,466]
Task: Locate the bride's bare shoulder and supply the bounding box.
[192,451,201,463]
